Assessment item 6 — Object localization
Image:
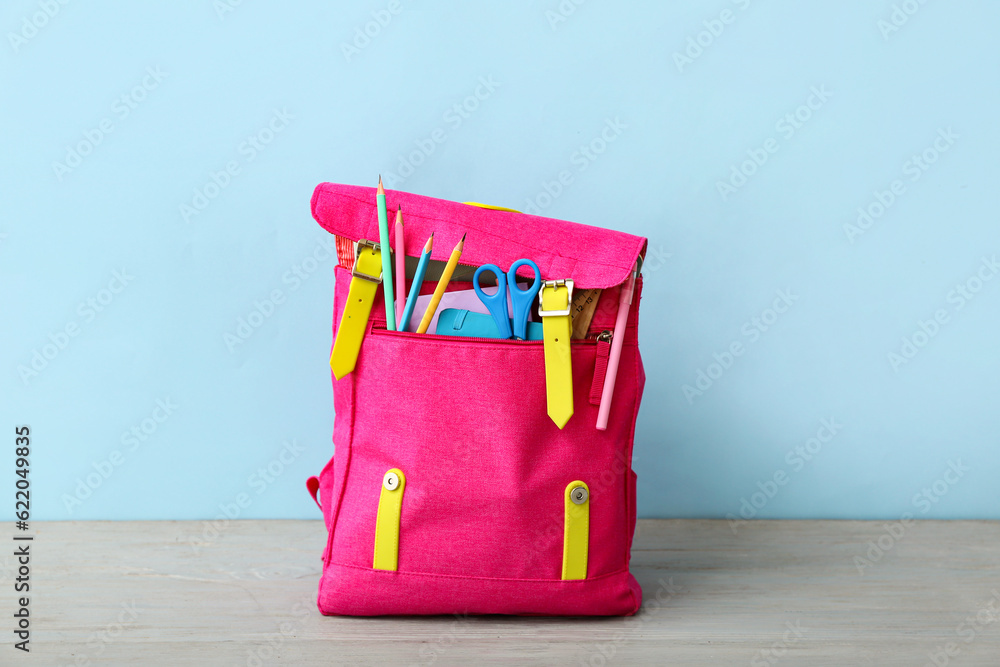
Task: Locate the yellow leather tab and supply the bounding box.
[330,244,382,379]
[463,201,522,213]
[541,284,574,428]
[373,468,406,571]
[562,481,589,580]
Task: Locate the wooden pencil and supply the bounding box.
[376,176,396,330]
[415,233,465,334]
[394,206,405,326]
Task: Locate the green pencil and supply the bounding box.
[376,175,396,330]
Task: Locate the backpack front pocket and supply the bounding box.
[328,324,640,582]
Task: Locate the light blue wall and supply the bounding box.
[2,1,997,521]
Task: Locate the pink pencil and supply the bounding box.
[596,263,637,430]
[394,207,405,325]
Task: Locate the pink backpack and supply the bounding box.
[306,182,647,616]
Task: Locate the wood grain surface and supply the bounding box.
[7,519,1000,665]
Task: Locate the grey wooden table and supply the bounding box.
[8,520,1000,665]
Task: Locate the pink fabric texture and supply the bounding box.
[310,182,647,290]
[311,183,646,616]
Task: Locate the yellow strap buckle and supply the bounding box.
[350,239,383,282]
[538,279,574,317]
[540,279,575,429]
[330,240,383,380]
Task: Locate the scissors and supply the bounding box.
[472,258,541,340]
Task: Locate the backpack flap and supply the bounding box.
[310,183,647,290]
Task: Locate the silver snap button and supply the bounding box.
[383,472,399,490]
[570,486,588,504]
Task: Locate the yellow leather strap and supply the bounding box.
[562,481,590,580]
[540,281,574,429]
[330,243,383,380]
[463,201,522,213]
[373,468,406,571]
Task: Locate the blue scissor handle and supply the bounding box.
[473,264,513,339]
[507,258,541,340]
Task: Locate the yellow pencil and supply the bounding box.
[415,233,466,334]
